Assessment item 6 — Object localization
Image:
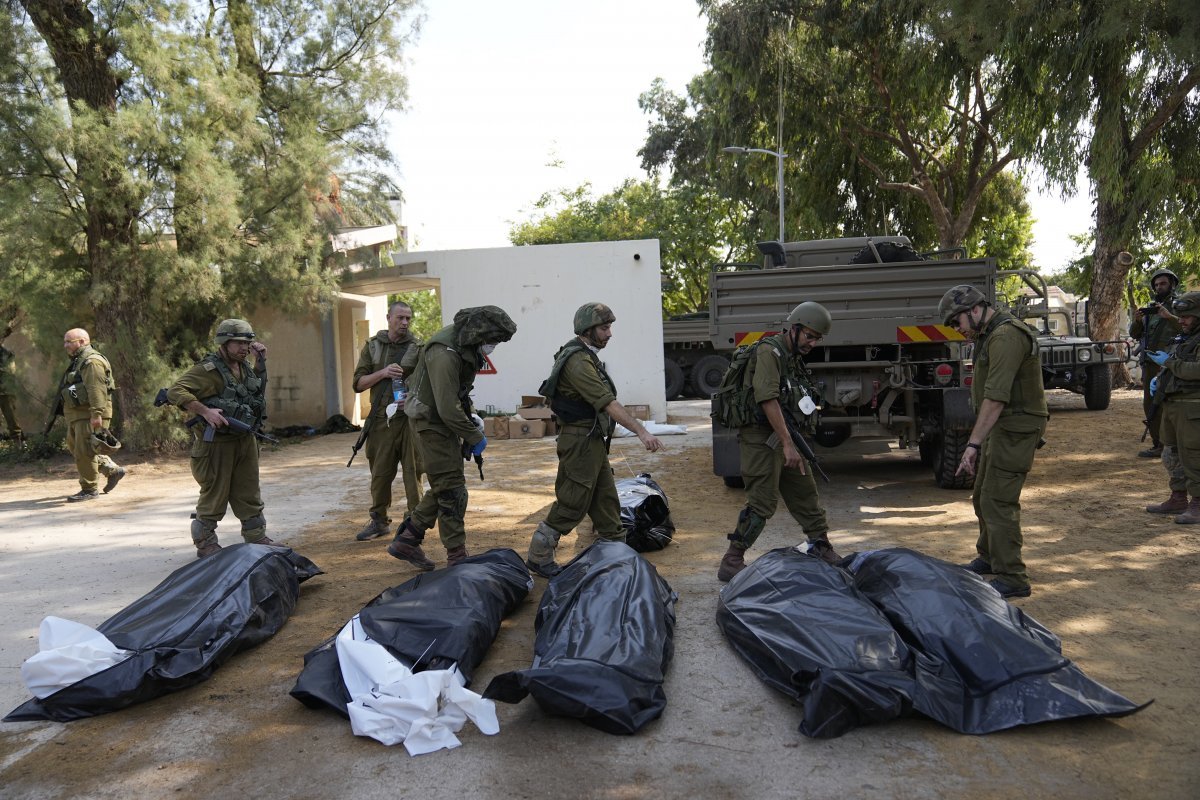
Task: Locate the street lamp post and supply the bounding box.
[722,146,787,242]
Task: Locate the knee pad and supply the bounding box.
[240,514,266,532]
[191,517,218,544]
[729,507,767,549]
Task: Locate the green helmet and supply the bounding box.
[1171,292,1200,316]
[90,427,122,456]
[1151,268,1180,288]
[573,302,616,335]
[784,302,832,336]
[215,319,256,345]
[938,285,988,326]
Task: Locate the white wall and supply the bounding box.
[392,240,667,421]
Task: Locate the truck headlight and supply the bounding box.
[1077,348,1093,362]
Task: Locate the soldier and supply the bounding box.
[351,301,425,541]
[940,285,1049,599]
[1130,267,1182,457]
[167,319,273,557]
[524,303,664,578]
[717,302,842,583]
[0,331,23,446]
[386,305,517,569]
[1144,292,1200,524]
[57,328,125,501]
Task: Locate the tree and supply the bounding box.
[0,0,419,446]
[510,178,752,317]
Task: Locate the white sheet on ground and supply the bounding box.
[613,421,688,437]
[336,615,499,754]
[21,616,133,699]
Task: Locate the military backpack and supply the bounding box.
[710,344,761,429]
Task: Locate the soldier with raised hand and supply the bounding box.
[524,302,664,579]
[351,300,425,542]
[386,305,517,570]
[57,328,125,501]
[940,284,1048,600]
[167,319,273,557]
[1144,292,1200,524]
[717,302,841,583]
[1131,267,1183,458]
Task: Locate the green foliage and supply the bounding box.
[510,178,752,317]
[390,290,443,342]
[0,0,421,448]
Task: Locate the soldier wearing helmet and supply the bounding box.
[1130,266,1183,458]
[523,302,664,578]
[716,301,841,583]
[56,327,125,501]
[386,306,517,570]
[939,284,1048,599]
[1142,292,1200,523]
[166,318,273,557]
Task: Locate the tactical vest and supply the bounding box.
[713,335,818,432]
[539,338,617,425]
[1163,331,1200,396]
[59,347,115,410]
[366,332,415,416]
[406,325,477,424]
[198,353,266,432]
[972,313,1047,417]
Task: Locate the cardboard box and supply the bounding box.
[542,419,557,437]
[508,418,545,439]
[516,406,554,420]
[625,404,651,421]
[490,416,510,440]
[481,417,498,437]
[520,395,546,408]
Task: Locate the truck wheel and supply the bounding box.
[665,358,685,400]
[918,437,936,467]
[1084,365,1112,410]
[691,354,730,398]
[723,476,745,489]
[933,430,974,489]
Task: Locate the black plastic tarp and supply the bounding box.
[290,547,532,716]
[6,543,322,723]
[483,540,677,735]
[717,546,1148,738]
[617,473,675,552]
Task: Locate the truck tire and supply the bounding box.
[933,429,974,490]
[691,354,730,398]
[918,437,936,467]
[1084,365,1112,410]
[664,358,685,400]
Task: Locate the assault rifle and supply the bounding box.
[347,415,372,467]
[767,409,831,484]
[185,414,279,444]
[461,439,485,481]
[42,395,63,438]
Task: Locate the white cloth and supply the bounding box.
[21,617,133,699]
[336,616,499,755]
[613,421,688,437]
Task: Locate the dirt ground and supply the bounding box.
[0,391,1197,800]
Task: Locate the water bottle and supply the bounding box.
[394,378,407,409]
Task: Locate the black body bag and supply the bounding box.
[617,473,675,552]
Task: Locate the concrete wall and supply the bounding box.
[393,240,667,421]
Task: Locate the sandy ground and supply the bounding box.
[0,391,1196,800]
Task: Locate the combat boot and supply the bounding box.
[387,517,435,571]
[525,521,563,579]
[809,538,843,567]
[192,518,221,558]
[446,545,469,567]
[355,511,391,541]
[717,545,747,583]
[1174,498,1200,525]
[103,467,126,494]
[1146,490,1188,514]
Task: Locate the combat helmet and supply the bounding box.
[573,302,616,335]
[215,319,255,345]
[1171,292,1200,317]
[784,302,832,336]
[939,285,988,326]
[90,427,122,456]
[1150,268,1180,289]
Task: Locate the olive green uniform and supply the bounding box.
[0,344,21,439]
[1156,330,1200,495]
[730,334,829,550]
[354,331,424,519]
[541,338,623,540]
[167,353,268,543]
[57,345,120,492]
[970,311,1049,591]
[404,327,487,551]
[1130,299,1181,446]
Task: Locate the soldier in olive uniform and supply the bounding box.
[0,332,23,446]
[167,319,274,557]
[941,285,1049,599]
[386,305,517,570]
[1143,292,1200,524]
[57,328,125,501]
[717,302,842,583]
[351,301,425,541]
[524,303,664,578]
[1130,268,1183,458]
